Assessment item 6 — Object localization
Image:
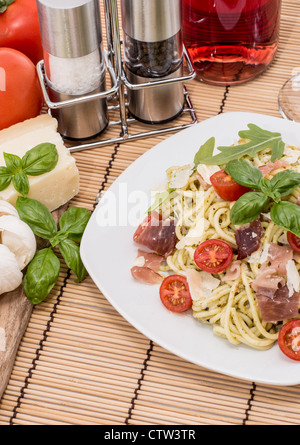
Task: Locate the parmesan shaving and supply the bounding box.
[286,259,300,297]
[196,164,220,185]
[132,256,146,268]
[169,164,194,189]
[186,269,220,303]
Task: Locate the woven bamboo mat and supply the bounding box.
[1,0,300,426]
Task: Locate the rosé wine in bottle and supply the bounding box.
[181,0,281,85]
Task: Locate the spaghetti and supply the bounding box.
[155,145,300,350]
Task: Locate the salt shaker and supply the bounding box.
[121,0,185,124]
[36,0,108,139]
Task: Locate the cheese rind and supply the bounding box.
[0,114,79,211]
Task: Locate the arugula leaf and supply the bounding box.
[193,137,215,169]
[225,159,263,189]
[196,124,285,165]
[230,192,270,225]
[147,190,171,214]
[24,248,61,305]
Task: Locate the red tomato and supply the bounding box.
[0,48,43,130]
[194,239,233,273]
[278,320,300,361]
[210,169,250,201]
[0,0,43,65]
[287,231,300,253]
[159,275,192,313]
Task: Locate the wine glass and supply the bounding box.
[278,71,300,121]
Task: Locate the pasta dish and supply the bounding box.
[131,124,300,359]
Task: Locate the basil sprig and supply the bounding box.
[226,159,300,236]
[229,192,270,226]
[23,249,61,306]
[16,197,91,305]
[0,143,58,197]
[193,124,285,165]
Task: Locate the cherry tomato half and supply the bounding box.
[278,320,300,361]
[210,170,250,201]
[159,275,192,313]
[287,231,300,253]
[194,239,233,273]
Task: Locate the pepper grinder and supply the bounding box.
[36,0,109,140]
[121,0,185,124]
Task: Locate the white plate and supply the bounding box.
[80,112,300,386]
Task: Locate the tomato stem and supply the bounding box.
[0,0,15,14]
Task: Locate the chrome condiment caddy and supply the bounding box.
[36,0,197,153]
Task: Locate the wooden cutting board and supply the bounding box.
[0,204,68,401]
[0,286,32,401]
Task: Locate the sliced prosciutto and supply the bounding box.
[252,267,285,299]
[131,249,165,285]
[258,159,288,177]
[131,266,163,284]
[255,285,300,322]
[266,243,293,275]
[251,243,300,322]
[235,218,264,260]
[133,211,177,257]
[137,249,164,271]
[222,260,241,282]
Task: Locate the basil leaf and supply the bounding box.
[0,166,12,191]
[258,178,281,203]
[230,192,270,225]
[59,206,91,241]
[49,231,69,248]
[225,159,263,189]
[269,170,300,197]
[193,137,215,168]
[24,248,60,305]
[22,143,58,176]
[198,124,284,165]
[4,152,22,174]
[16,197,58,239]
[270,201,300,237]
[12,171,30,197]
[59,238,87,283]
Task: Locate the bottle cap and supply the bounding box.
[37,0,103,58]
[121,0,181,43]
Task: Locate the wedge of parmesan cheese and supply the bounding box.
[0,114,79,211]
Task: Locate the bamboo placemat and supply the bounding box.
[1,0,300,426]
